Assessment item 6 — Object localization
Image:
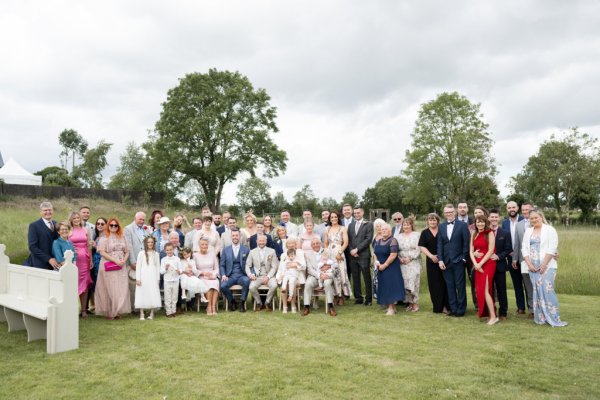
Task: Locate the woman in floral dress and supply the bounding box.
[324,210,351,305]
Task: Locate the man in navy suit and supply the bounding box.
[216,211,230,237]
[501,201,527,314]
[437,204,470,316]
[220,229,251,312]
[488,209,513,320]
[24,201,59,270]
[347,207,374,305]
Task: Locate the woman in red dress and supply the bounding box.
[469,215,499,325]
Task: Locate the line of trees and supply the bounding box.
[33,68,599,223]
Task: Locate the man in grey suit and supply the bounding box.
[221,217,248,250]
[348,206,374,305]
[245,234,278,311]
[303,237,336,316]
[184,216,202,251]
[279,210,299,237]
[124,212,153,311]
[511,202,534,317]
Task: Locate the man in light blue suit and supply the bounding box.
[437,203,470,316]
[220,229,251,312]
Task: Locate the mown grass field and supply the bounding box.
[1,197,599,399]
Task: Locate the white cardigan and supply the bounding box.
[520,224,558,273]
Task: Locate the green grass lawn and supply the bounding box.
[1,197,600,399]
[1,294,598,399]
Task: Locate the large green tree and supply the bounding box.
[291,184,319,216]
[511,128,600,223]
[73,140,112,188]
[236,176,273,215]
[34,166,81,187]
[362,176,409,214]
[58,129,88,173]
[404,92,497,210]
[147,69,287,211]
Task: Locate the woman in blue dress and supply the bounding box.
[52,222,77,269]
[374,224,405,315]
[521,209,567,327]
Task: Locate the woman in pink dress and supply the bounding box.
[68,211,94,318]
[193,238,220,315]
[298,219,320,252]
[96,217,131,320]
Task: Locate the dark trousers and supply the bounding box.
[493,268,508,317]
[350,256,372,303]
[443,262,467,315]
[466,261,477,310]
[220,274,250,302]
[508,263,526,311]
[426,261,449,313]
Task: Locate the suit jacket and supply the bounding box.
[124,222,153,266]
[347,220,373,259]
[273,237,285,259]
[219,244,250,277]
[24,218,58,269]
[248,233,275,250]
[220,230,248,251]
[512,219,529,265]
[493,227,512,272]
[501,216,524,264]
[279,221,299,237]
[437,220,470,265]
[216,225,226,237]
[245,246,278,278]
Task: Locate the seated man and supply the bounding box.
[220,229,251,312]
[24,201,59,270]
[303,238,336,316]
[245,234,278,311]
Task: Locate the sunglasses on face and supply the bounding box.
[393,218,402,221]
[97,222,105,226]
[109,224,119,228]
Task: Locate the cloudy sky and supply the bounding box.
[1,1,599,206]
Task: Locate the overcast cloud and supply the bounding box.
[1,1,599,207]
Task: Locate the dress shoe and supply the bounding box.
[454,313,465,317]
[528,313,534,319]
[354,299,364,305]
[516,309,525,315]
[265,303,272,312]
[302,307,310,316]
[447,312,456,317]
[230,301,238,311]
[364,302,372,306]
[255,303,262,312]
[239,302,246,313]
[329,307,337,317]
[499,316,507,321]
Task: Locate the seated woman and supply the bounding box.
[193,238,220,315]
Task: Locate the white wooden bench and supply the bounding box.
[0,244,79,354]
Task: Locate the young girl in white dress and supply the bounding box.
[135,236,161,320]
[179,247,208,304]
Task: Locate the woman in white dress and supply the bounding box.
[179,247,208,303]
[134,236,161,320]
[397,216,422,312]
[193,216,221,256]
[324,210,351,305]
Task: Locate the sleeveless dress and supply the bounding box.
[398,231,422,305]
[327,227,351,297]
[193,229,221,255]
[70,227,93,295]
[473,230,496,318]
[374,237,405,305]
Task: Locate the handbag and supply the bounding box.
[104,261,122,271]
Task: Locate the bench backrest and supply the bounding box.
[0,244,76,304]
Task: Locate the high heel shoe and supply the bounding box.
[487,317,499,325]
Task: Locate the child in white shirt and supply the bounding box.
[160,243,182,317]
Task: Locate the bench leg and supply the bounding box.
[3,307,26,332]
[22,314,46,342]
[0,306,6,322]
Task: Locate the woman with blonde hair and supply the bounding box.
[68,211,93,318]
[398,216,422,312]
[521,209,567,327]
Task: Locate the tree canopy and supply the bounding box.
[146,69,287,211]
[511,128,600,222]
[58,129,88,173]
[404,92,498,211]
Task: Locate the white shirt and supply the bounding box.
[446,219,455,240]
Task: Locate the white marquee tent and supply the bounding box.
[0,157,42,186]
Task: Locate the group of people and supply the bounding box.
[23,200,567,326]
